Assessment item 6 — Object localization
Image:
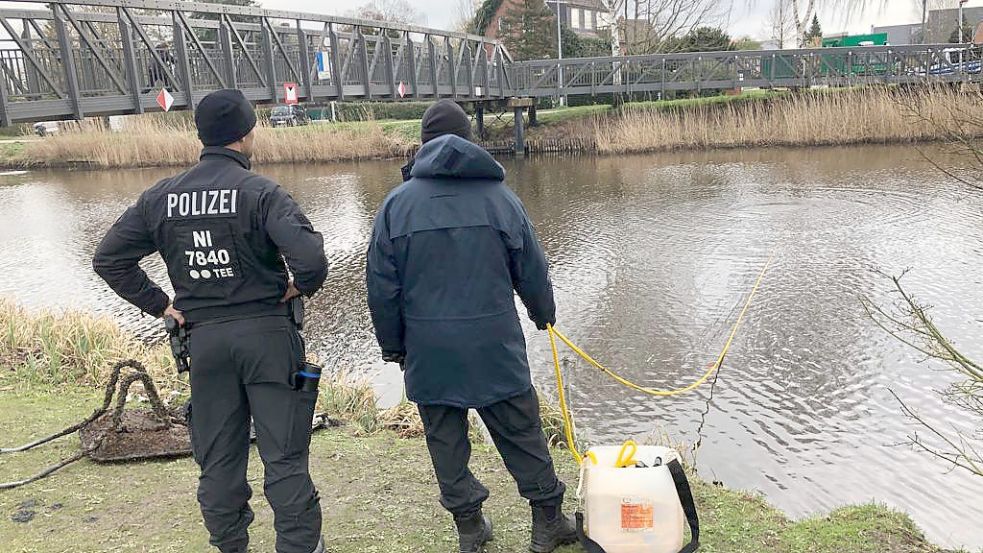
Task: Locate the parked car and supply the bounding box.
[909,47,983,76]
[269,105,310,127]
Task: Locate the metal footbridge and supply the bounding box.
[0,0,980,125]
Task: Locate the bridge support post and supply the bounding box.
[118,10,143,114]
[0,65,9,127]
[463,43,475,98]
[529,103,537,127]
[172,11,195,111]
[383,35,396,99]
[52,5,83,120]
[509,97,533,157]
[261,19,278,103]
[514,106,525,156]
[357,27,372,99]
[427,36,439,98]
[296,20,313,101]
[21,21,39,97]
[405,32,419,99]
[446,37,457,98]
[219,21,237,89]
[328,24,344,100]
[475,103,484,139]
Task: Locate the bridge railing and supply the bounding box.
[0,0,510,124]
[509,44,983,97]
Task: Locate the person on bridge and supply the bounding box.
[92,89,328,553]
[366,99,578,553]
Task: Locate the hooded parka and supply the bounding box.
[367,135,556,408]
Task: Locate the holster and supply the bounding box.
[164,316,191,374]
[289,296,305,331]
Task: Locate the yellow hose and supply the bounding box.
[549,253,774,464]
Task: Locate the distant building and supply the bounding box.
[865,7,983,46]
[477,0,611,43]
[925,6,983,42]
[871,23,921,45]
[547,0,610,39]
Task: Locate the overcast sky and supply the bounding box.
[258,0,983,40]
[0,0,978,40]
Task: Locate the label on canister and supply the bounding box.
[620,498,655,532]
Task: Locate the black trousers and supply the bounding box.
[188,315,322,553]
[418,388,567,516]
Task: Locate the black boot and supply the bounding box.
[530,504,578,553]
[454,510,494,553]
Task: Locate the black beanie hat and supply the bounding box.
[421,99,472,144]
[195,89,257,147]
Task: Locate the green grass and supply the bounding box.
[532,90,789,127]
[273,119,423,144]
[0,383,948,553]
[0,141,26,165]
[272,89,791,146]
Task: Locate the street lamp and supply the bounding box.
[959,0,968,43]
[553,0,567,107]
[921,0,927,43]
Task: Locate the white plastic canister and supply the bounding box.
[579,444,688,553]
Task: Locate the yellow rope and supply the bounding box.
[549,253,774,464]
[549,325,583,464]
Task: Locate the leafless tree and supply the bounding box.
[863,274,982,478]
[351,0,427,26]
[861,85,983,479]
[452,0,483,33]
[768,0,796,49]
[789,0,817,47]
[616,0,722,54]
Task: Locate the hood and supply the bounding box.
[410,135,505,181]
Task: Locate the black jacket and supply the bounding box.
[367,135,556,408]
[93,147,328,323]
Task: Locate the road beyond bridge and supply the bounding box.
[0,0,980,125]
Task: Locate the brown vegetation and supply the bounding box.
[8,86,983,168]
[14,117,413,169]
[0,300,569,446]
[592,86,983,154]
[0,299,174,389]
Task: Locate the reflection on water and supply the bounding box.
[1,145,982,548]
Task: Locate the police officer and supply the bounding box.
[93,89,328,553]
[366,100,577,553]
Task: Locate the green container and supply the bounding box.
[821,33,888,48]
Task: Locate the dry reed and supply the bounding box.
[1,299,573,443]
[592,86,983,154]
[0,298,174,389]
[378,399,425,438]
[15,116,413,169]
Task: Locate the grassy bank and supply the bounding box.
[0,300,452,439]
[0,301,955,552]
[0,384,947,553]
[2,86,978,169]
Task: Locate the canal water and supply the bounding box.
[1,144,982,548]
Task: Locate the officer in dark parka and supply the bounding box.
[367,100,577,553]
[93,89,328,553]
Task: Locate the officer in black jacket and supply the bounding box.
[93,89,328,553]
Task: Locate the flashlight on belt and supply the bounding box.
[293,362,322,393]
